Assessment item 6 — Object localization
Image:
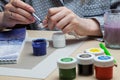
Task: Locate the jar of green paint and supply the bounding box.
[57,57,77,80]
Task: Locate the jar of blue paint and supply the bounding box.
[32,39,47,56]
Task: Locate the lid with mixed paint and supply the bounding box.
[84,48,104,56]
[77,53,95,65]
[57,57,77,69]
[94,55,114,67]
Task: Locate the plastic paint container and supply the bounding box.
[57,57,77,80]
[94,55,114,80]
[52,32,66,48]
[77,53,95,76]
[84,48,104,56]
[32,39,47,56]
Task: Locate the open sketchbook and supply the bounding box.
[0,28,26,64]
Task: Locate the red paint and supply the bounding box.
[95,66,113,80]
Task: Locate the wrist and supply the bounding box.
[87,18,102,36]
[74,18,102,36]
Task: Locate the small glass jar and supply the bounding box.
[104,9,120,49]
[94,55,114,80]
[52,32,66,48]
[57,57,77,80]
[77,53,94,76]
[84,48,104,56]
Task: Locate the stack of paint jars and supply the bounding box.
[57,48,114,80]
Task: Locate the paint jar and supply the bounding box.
[52,32,66,48]
[84,48,104,56]
[77,53,95,76]
[94,55,114,80]
[57,57,77,80]
[32,39,47,56]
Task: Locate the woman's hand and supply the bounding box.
[1,0,35,28]
[43,7,102,36]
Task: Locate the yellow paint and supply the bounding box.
[89,48,101,53]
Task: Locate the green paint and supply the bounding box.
[61,58,73,62]
[59,68,76,80]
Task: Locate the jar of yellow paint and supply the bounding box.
[84,48,104,56]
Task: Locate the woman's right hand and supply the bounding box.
[1,0,35,28]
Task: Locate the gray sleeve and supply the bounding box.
[93,16,104,34]
[87,0,120,41]
[93,0,120,35]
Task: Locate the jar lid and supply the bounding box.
[57,57,77,69]
[84,48,104,56]
[52,32,65,40]
[94,55,114,67]
[77,53,95,65]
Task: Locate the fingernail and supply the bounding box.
[29,7,35,12]
[43,20,48,26]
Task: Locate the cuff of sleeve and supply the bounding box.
[85,15,104,35]
[89,16,104,36]
[86,16,104,42]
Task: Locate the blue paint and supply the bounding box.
[32,39,47,56]
[98,56,111,60]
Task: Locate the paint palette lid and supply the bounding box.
[94,55,114,67]
[84,48,104,56]
[57,57,77,69]
[77,53,95,65]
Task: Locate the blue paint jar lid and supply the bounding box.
[94,55,114,67]
[57,57,77,69]
[77,53,95,65]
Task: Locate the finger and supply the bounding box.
[62,18,79,34]
[49,9,68,24]
[8,11,35,24]
[47,18,56,30]
[5,4,34,21]
[6,19,32,28]
[55,14,74,30]
[42,19,48,27]
[43,16,48,27]
[10,0,35,13]
[62,23,73,33]
[47,10,66,30]
[47,7,64,17]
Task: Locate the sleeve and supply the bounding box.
[93,0,120,35]
[87,0,120,41]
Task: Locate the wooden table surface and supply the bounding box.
[0,30,120,80]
